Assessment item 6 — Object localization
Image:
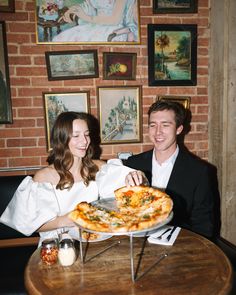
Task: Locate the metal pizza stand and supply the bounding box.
[76,198,173,282]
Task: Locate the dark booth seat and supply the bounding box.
[0,175,39,294]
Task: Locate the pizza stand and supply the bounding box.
[76,198,173,282]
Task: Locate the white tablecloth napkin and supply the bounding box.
[148,226,181,246]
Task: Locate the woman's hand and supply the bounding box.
[58,5,80,23]
[125,170,149,187]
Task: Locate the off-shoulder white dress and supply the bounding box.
[0,159,134,246]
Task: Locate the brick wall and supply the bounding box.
[0,0,210,172]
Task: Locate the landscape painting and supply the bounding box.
[148,24,197,86]
[43,91,89,150]
[45,50,98,81]
[98,86,142,144]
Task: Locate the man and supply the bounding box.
[125,100,219,239]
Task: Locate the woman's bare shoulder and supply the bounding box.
[93,159,106,169]
[33,165,59,184]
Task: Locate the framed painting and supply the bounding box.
[0,21,12,124]
[0,0,15,12]
[103,52,137,80]
[148,24,197,86]
[43,91,90,150]
[98,85,142,144]
[157,95,191,109]
[35,0,141,44]
[153,0,197,14]
[45,50,98,81]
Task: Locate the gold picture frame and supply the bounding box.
[98,85,142,144]
[157,95,191,109]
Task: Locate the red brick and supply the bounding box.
[8,33,30,44]
[9,157,41,167]
[18,108,44,118]
[9,23,35,33]
[22,147,47,157]
[0,148,21,157]
[9,56,31,65]
[16,67,46,76]
[7,138,37,147]
[0,139,5,148]
[0,158,8,167]
[0,129,21,138]
[9,119,36,128]
[11,77,31,86]
[21,128,45,137]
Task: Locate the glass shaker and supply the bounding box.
[40,238,58,266]
[58,234,77,267]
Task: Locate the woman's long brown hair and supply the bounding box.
[47,112,99,190]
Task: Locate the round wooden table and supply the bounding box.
[25,229,233,295]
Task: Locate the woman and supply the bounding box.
[53,0,138,42]
[0,112,135,245]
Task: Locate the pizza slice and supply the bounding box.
[114,185,173,214]
[69,202,128,233]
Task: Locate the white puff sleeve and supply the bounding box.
[0,176,60,236]
[96,159,135,198]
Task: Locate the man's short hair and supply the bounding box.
[148,100,186,127]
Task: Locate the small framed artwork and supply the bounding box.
[153,0,197,14]
[0,0,15,12]
[0,21,12,124]
[148,24,197,86]
[43,91,90,150]
[35,0,140,44]
[45,50,99,81]
[157,95,191,109]
[103,52,137,80]
[98,85,142,144]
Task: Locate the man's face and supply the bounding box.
[148,109,183,154]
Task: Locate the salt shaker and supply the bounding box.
[58,233,76,267]
[40,238,58,266]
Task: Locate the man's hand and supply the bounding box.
[125,170,149,187]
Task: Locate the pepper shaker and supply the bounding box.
[40,238,58,266]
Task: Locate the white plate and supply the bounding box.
[79,233,113,243]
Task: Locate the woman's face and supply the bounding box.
[68,119,91,159]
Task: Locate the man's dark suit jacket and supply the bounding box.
[125,148,219,239]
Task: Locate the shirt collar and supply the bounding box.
[153,145,179,166]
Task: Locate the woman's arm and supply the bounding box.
[38,214,75,232]
[77,0,127,25]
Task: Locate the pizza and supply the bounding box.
[81,231,100,241]
[69,185,173,233]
